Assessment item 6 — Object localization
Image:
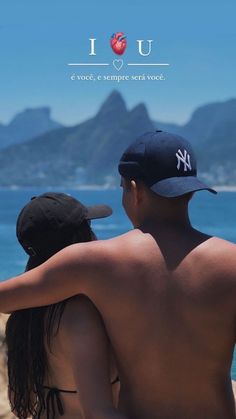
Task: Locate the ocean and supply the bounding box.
[0,188,235,379]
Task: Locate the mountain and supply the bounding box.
[0,91,154,187]
[153,98,236,185]
[174,98,236,184]
[154,99,236,145]
[0,107,62,149]
[197,119,236,185]
[0,92,235,187]
[180,99,236,145]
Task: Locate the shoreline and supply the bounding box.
[0,185,236,192]
[213,186,236,192]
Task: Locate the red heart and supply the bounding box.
[110,32,127,55]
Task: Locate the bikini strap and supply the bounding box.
[44,387,65,419]
[43,385,77,394]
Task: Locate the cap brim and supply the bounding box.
[150,176,217,198]
[85,204,113,220]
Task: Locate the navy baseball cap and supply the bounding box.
[118,131,217,198]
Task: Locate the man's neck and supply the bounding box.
[137,214,192,235]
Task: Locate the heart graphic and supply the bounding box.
[113,59,123,71]
[110,32,127,55]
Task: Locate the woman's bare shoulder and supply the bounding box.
[58,295,106,346]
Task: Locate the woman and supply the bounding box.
[5,192,119,419]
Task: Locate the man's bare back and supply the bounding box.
[0,131,235,418]
[93,229,236,419]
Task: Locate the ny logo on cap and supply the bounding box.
[176,149,192,172]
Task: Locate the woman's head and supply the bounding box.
[16,192,112,270]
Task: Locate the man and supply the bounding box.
[1,131,236,419]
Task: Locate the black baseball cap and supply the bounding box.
[118,131,217,197]
[16,192,112,270]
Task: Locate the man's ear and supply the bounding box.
[130,180,142,205]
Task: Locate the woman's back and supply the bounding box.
[39,295,119,419]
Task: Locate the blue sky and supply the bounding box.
[1,0,235,126]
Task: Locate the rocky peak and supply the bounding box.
[96,90,127,121]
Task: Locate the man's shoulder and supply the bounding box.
[104,229,144,246]
[207,236,235,248]
[101,229,150,256]
[199,236,236,259]
[196,237,236,285]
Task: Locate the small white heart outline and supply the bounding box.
[113,59,123,71]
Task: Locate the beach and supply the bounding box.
[0,314,15,419]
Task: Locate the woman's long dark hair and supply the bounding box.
[5,220,94,418]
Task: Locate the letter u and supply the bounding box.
[137,40,153,56]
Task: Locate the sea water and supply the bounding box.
[0,188,235,378]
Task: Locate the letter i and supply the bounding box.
[89,38,97,56]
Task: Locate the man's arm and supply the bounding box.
[59,295,127,419]
[0,240,108,313]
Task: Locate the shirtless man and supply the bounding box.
[0,131,236,419]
